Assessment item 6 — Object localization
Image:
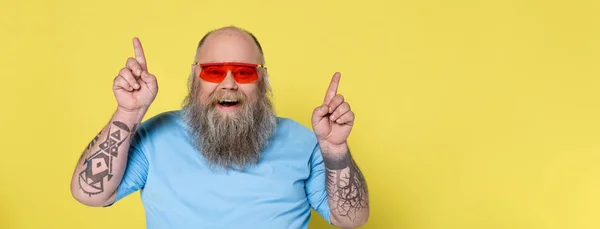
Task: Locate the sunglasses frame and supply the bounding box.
[193,61,266,69]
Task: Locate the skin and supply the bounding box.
[313,74,370,228]
[70,37,157,206]
[70,27,369,228]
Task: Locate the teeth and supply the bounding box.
[221,99,238,103]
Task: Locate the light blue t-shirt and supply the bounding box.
[112,110,332,228]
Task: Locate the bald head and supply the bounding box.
[195,26,265,65]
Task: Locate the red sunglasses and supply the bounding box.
[194,62,266,84]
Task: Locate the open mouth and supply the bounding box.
[218,99,240,107]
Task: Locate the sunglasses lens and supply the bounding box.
[232,66,259,83]
[200,66,226,83]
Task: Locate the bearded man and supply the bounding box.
[70,26,369,229]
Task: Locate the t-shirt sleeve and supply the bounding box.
[305,144,332,224]
[109,125,149,205]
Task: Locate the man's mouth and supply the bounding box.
[218,99,240,107]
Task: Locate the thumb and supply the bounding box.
[140,71,158,96]
[312,104,329,124]
[141,71,156,84]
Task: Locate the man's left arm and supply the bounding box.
[321,144,369,228]
[312,72,370,228]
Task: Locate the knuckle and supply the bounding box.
[333,95,344,104]
[314,107,324,114]
[113,77,125,86]
[119,68,130,75]
[122,71,135,80]
[334,109,342,116]
[339,115,347,121]
[127,57,136,64]
[127,59,140,70]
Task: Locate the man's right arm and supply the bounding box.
[70,37,158,207]
[70,109,145,206]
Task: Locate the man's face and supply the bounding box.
[193,32,264,116]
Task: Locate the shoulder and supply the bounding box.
[129,110,187,154]
[133,110,186,139]
[275,117,315,138]
[139,110,184,130]
[142,110,182,125]
[273,117,319,148]
[273,117,324,166]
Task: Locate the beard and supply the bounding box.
[181,75,277,171]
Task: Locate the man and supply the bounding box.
[70,26,369,229]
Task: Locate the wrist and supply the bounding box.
[319,142,352,170]
[319,141,349,156]
[115,106,147,123]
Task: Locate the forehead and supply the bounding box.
[196,31,262,64]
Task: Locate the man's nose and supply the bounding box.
[219,71,238,90]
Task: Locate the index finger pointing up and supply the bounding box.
[132,37,148,71]
[323,72,341,104]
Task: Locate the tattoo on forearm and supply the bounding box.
[79,133,99,161]
[324,152,368,222]
[78,121,137,196]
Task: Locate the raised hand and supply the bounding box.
[312,72,354,153]
[113,37,158,113]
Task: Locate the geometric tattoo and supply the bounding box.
[78,121,137,196]
[324,152,369,222]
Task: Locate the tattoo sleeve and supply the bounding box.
[74,115,139,199]
[323,150,369,223]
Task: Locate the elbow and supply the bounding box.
[333,221,368,229]
[70,190,104,207]
[356,213,370,228]
[331,211,370,229]
[70,184,113,207]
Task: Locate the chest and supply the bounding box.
[141,139,313,210]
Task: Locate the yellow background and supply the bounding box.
[1,0,599,228]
